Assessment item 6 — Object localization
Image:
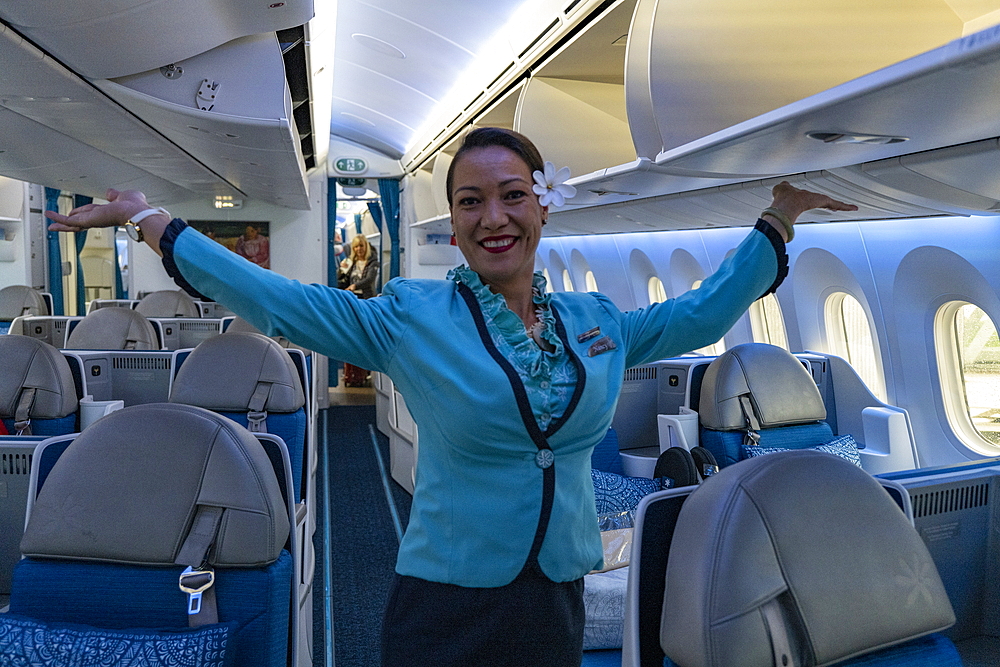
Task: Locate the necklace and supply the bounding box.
[525,293,550,349]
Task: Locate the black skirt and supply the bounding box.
[381,562,585,667]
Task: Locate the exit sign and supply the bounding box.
[337,178,366,187]
[335,157,367,174]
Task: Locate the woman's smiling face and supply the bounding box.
[449,145,546,291]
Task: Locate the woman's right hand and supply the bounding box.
[45,188,170,256]
[44,188,151,232]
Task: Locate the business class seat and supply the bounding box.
[169,331,307,502]
[0,335,78,436]
[135,288,201,318]
[0,285,48,323]
[656,449,959,667]
[64,306,160,350]
[5,403,296,667]
[698,343,838,468]
[225,315,312,355]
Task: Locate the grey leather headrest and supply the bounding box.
[170,332,305,412]
[135,289,201,318]
[66,307,159,350]
[0,285,47,321]
[21,403,289,567]
[0,335,78,418]
[699,343,825,430]
[225,317,311,355]
[661,450,955,667]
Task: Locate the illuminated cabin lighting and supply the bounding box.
[214,195,243,209]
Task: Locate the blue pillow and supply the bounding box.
[0,613,235,667]
[592,469,665,515]
[742,434,863,467]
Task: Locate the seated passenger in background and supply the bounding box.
[46,127,856,667]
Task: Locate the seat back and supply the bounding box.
[225,315,311,355]
[135,288,201,317]
[0,285,48,322]
[170,332,307,500]
[11,403,294,667]
[659,450,956,667]
[699,343,833,467]
[65,307,159,350]
[0,335,78,435]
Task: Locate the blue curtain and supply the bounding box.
[73,195,92,314]
[378,179,401,280]
[326,178,339,289]
[365,204,380,232]
[44,188,64,315]
[366,203,384,293]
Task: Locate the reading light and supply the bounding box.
[214,195,243,209]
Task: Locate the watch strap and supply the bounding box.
[130,207,171,224]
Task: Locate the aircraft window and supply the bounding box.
[824,292,885,402]
[562,269,574,292]
[542,268,553,293]
[936,302,1000,453]
[750,293,789,351]
[648,276,667,304]
[584,271,598,292]
[689,280,725,356]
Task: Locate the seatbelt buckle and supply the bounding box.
[246,410,267,433]
[179,566,215,616]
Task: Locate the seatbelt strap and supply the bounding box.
[175,505,224,627]
[124,339,137,350]
[14,387,36,436]
[739,394,761,447]
[246,381,271,433]
[761,597,800,667]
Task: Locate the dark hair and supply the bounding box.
[445,127,544,207]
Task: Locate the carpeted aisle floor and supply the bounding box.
[313,405,411,667]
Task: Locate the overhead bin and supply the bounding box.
[96,34,311,210]
[1,0,313,79]
[515,77,635,180]
[624,0,991,160]
[0,22,239,204]
[546,21,1000,235]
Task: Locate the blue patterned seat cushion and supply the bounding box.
[0,613,235,667]
[592,469,667,515]
[9,551,292,667]
[742,434,863,467]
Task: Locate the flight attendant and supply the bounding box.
[46,127,856,666]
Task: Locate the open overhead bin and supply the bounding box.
[96,33,311,209]
[624,0,992,160]
[547,18,1000,235]
[0,22,239,205]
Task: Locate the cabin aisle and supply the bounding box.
[314,404,412,667]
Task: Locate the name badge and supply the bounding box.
[588,336,617,357]
[577,326,601,343]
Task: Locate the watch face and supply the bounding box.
[126,222,141,241]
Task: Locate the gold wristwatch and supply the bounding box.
[125,207,170,242]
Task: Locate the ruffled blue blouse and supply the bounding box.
[447,266,577,432]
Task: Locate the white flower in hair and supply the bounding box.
[532,161,577,208]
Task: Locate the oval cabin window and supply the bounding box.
[824,292,885,402]
[542,268,553,293]
[689,280,725,356]
[562,269,574,292]
[750,293,789,351]
[936,302,1000,454]
[648,276,667,304]
[584,271,598,292]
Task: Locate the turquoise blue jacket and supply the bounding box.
[170,222,782,587]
